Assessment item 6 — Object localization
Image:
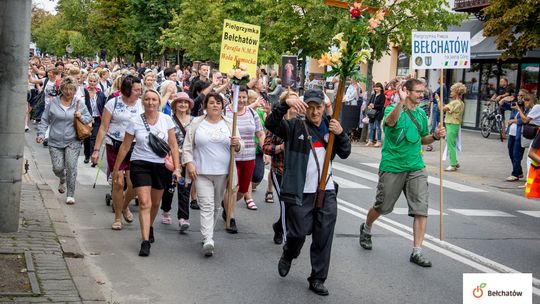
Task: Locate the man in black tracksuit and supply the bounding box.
[265,89,351,296]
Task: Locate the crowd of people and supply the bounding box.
[27,55,539,296]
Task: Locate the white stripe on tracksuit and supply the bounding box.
[271,170,287,243]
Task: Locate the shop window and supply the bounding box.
[520,64,539,96]
[478,63,498,128]
[462,63,481,128]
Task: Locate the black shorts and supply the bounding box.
[130,160,170,190]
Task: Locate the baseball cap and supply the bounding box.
[303,89,324,104]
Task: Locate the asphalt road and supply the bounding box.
[24,128,540,304]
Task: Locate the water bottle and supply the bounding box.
[178,176,185,187]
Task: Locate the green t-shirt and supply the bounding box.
[380,104,429,173]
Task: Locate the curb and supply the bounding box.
[26,150,106,303]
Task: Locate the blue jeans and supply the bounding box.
[430,106,440,134]
[369,119,382,142]
[508,134,525,177]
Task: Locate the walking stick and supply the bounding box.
[438,70,445,241]
[92,146,105,189]
[226,84,240,229]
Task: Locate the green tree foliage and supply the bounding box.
[31,0,466,68]
[327,0,465,92]
[484,0,540,60]
[125,0,182,60]
[32,0,96,57]
[160,0,345,64]
[88,0,132,59]
[256,0,346,64]
[160,0,226,62]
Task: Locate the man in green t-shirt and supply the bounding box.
[359,78,446,267]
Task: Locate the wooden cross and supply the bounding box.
[312,0,383,209]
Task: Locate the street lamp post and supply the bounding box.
[0,0,32,233]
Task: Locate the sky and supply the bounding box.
[33,0,58,14]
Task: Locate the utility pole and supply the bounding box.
[0,0,32,232]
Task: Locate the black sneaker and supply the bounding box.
[359,223,372,250]
[190,199,200,210]
[225,218,238,234]
[139,240,151,257]
[83,157,90,164]
[308,280,329,296]
[272,222,283,245]
[149,226,155,243]
[410,252,432,267]
[278,255,291,277]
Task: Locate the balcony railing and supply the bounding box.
[454,0,489,12]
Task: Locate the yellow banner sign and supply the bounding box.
[219,19,260,78]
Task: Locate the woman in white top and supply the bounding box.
[182,92,243,257]
[91,75,143,231]
[113,89,180,257]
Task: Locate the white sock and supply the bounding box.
[363,223,371,234]
[412,247,422,255]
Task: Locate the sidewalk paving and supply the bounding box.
[349,128,527,197]
[0,151,105,304]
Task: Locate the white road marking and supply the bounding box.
[517,211,540,218]
[263,168,371,189]
[359,162,487,193]
[336,199,540,294]
[333,162,379,182]
[392,207,447,216]
[449,209,515,217]
[77,156,108,186]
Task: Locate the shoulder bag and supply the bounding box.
[141,114,171,158]
[74,99,92,140]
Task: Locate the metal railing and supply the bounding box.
[454,0,489,11]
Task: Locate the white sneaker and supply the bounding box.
[202,239,214,257]
[66,197,75,205]
[179,218,190,232]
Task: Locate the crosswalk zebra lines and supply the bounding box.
[76,157,539,219]
[263,161,488,193]
[359,162,487,193]
[375,207,538,218]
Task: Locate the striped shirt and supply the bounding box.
[225,106,262,161]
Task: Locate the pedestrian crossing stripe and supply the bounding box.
[359,163,487,193]
[262,168,370,189]
[392,207,447,216]
[517,211,540,218]
[448,209,515,217]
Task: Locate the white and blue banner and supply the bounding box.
[412,32,471,69]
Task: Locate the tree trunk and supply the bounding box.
[366,59,374,98]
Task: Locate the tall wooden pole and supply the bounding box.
[439,69,445,241]
[226,84,239,228]
[316,78,346,208]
